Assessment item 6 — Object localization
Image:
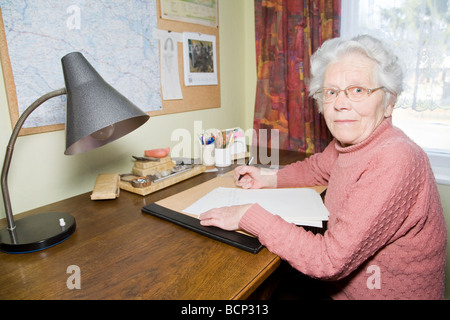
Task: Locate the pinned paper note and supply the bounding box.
[153,29,183,100]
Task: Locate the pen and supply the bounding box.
[238,156,254,181]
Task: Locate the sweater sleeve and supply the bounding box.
[276,140,337,188]
[239,141,428,280]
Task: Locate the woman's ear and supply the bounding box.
[384,94,396,117]
[384,102,394,118]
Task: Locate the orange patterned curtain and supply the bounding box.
[253,0,340,153]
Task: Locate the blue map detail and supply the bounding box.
[1,0,161,128]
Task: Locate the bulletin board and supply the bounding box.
[153,0,221,117]
[0,0,220,136]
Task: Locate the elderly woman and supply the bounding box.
[199,35,447,300]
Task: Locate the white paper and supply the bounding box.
[158,31,183,100]
[184,187,329,227]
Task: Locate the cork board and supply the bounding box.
[152,0,220,117]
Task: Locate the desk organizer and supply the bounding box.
[120,156,206,196]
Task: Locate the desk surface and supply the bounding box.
[0,149,307,300]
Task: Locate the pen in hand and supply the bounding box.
[238,156,254,181]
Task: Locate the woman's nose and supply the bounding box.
[333,90,351,110]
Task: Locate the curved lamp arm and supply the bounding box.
[1,88,66,231]
[1,52,149,253]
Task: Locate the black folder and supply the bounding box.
[142,203,264,254]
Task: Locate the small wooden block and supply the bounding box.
[132,161,175,176]
[91,173,120,200]
[134,156,172,169]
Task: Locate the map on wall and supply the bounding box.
[1,0,161,129]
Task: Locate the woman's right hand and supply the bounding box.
[234,165,278,189]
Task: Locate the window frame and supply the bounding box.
[340,0,450,185]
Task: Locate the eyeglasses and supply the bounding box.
[313,86,385,103]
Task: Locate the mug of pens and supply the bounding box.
[199,129,235,168]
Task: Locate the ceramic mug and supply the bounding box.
[214,147,232,167]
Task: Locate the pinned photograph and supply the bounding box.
[183,32,218,86]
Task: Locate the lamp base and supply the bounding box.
[0,212,76,253]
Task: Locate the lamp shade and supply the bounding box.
[62,52,150,155]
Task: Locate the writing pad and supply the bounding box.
[142,203,263,254]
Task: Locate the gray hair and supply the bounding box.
[309,35,404,112]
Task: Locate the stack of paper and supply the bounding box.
[183,187,329,228]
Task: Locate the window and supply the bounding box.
[341,0,450,185]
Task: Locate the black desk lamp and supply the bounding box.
[0,52,150,253]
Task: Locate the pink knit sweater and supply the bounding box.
[239,118,447,299]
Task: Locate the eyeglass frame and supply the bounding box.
[313,86,385,103]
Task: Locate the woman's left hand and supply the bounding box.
[199,204,252,231]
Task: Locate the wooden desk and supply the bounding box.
[0,149,308,300]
